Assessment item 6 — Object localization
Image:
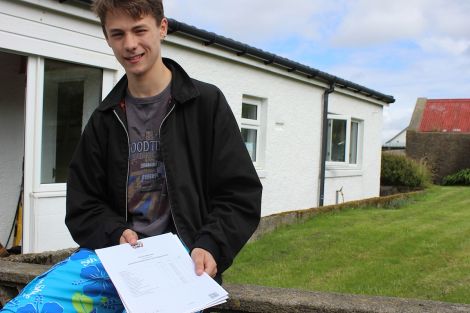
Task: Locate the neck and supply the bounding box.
[127,60,172,98]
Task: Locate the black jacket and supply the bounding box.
[65,58,262,277]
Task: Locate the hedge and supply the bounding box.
[381,154,432,188]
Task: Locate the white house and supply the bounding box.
[383,128,407,150]
[0,0,394,253]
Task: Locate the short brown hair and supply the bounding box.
[92,0,164,36]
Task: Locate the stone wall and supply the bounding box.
[2,261,470,313]
[250,191,421,241]
[406,130,470,183]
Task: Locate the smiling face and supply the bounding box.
[104,9,167,81]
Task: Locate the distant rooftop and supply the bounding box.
[383,127,407,148]
[64,0,395,104]
[420,99,470,133]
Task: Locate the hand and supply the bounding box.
[191,248,217,278]
[119,229,138,245]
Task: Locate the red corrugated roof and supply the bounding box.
[419,99,470,132]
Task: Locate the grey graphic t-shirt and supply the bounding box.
[125,84,171,237]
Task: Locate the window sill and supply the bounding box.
[36,183,67,193]
[326,167,363,178]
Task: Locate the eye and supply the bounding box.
[110,32,123,38]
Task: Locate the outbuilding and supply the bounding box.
[407,97,470,183]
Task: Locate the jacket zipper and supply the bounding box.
[159,100,187,247]
[113,109,130,223]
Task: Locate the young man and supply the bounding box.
[1,0,261,312]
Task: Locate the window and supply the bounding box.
[241,128,258,161]
[240,96,266,168]
[241,102,260,162]
[349,121,359,164]
[326,115,362,166]
[41,59,102,183]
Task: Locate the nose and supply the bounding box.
[123,34,137,51]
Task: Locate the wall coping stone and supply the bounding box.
[0,260,51,285]
[2,248,76,265]
[214,284,470,313]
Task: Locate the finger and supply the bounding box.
[191,250,205,276]
[203,255,217,277]
[192,248,218,277]
[205,261,217,278]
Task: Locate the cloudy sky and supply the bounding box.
[165,0,470,142]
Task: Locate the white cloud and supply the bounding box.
[331,0,470,53]
[164,1,470,141]
[426,1,470,39]
[419,37,470,56]
[166,0,335,45]
[331,0,427,46]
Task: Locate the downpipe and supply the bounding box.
[319,83,335,207]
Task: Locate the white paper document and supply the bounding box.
[95,233,228,313]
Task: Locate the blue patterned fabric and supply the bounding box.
[1,248,202,313]
[1,249,124,313]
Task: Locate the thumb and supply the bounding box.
[120,229,138,245]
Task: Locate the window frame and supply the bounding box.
[240,96,266,170]
[241,101,261,165]
[326,114,363,169]
[30,56,114,193]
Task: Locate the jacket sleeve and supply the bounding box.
[65,112,128,249]
[193,88,262,274]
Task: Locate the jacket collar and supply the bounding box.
[98,58,199,111]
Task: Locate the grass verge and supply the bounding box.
[224,186,470,304]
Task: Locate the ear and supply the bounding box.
[159,17,168,39]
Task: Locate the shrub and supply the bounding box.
[381,154,432,188]
[442,169,470,185]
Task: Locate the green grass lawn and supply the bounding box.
[224,186,470,304]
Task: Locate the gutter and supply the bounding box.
[319,83,335,207]
[65,0,395,104]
